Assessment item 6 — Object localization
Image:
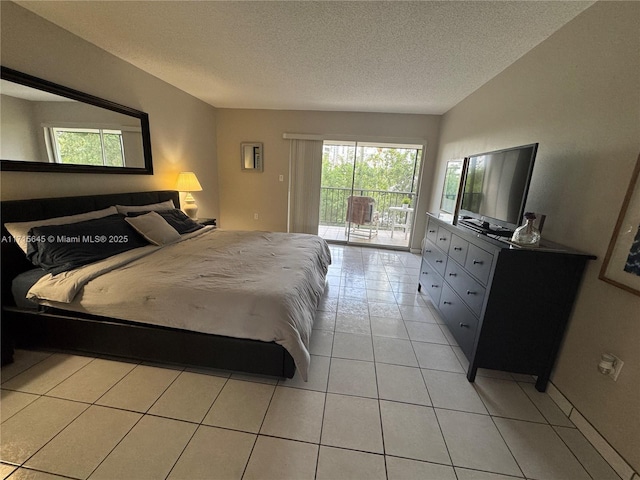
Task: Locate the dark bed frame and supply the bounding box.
[1,190,296,378]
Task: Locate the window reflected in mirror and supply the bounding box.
[440,159,465,215]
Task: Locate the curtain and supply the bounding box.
[288,139,323,234]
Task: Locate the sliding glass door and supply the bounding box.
[318,141,423,248]
[318,142,357,242]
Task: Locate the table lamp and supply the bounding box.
[175,171,203,219]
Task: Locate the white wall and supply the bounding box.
[430,1,640,472]
[0,94,42,161]
[0,2,220,219]
[216,108,440,249]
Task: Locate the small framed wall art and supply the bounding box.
[599,152,640,296]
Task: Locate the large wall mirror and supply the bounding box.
[1,66,153,174]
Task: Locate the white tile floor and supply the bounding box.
[0,245,622,480]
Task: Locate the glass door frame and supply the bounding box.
[319,139,425,249]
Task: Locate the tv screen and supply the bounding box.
[459,143,538,232]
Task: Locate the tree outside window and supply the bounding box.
[50,127,125,167]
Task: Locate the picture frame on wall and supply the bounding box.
[599,152,640,297]
[440,159,466,222]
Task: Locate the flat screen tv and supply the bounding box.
[459,143,538,235]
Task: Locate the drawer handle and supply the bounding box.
[443,301,452,305]
[431,284,439,288]
[425,249,432,253]
[422,271,428,275]
[466,290,477,295]
[472,259,483,265]
[448,273,457,277]
[435,260,443,263]
[429,229,436,233]
[459,323,470,328]
[453,246,462,251]
[439,237,447,241]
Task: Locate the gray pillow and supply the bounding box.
[115,199,176,214]
[127,209,204,234]
[125,211,181,245]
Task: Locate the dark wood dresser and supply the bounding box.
[419,213,595,391]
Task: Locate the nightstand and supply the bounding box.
[198,218,217,227]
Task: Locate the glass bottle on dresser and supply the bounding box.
[511,212,541,247]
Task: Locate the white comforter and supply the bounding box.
[27,228,331,380]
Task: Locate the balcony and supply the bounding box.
[319,186,415,247]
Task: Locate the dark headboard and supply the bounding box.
[1,190,180,307]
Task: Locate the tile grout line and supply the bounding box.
[486,413,527,479]
[85,359,143,408]
[163,414,201,479]
[313,353,331,480]
[3,464,80,480]
[84,408,146,479]
[1,355,105,470]
[148,368,215,480]
[512,381,604,480]
[313,261,340,479]
[406,325,457,474]
[367,276,389,478]
[0,389,39,426]
[430,408,458,479]
[81,361,176,479]
[16,395,91,475]
[10,353,95,401]
[546,381,637,480]
[0,351,54,384]
[239,377,278,480]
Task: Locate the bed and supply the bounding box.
[1,190,331,379]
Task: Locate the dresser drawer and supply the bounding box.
[444,261,486,317]
[419,259,443,306]
[439,284,479,359]
[449,234,468,266]
[436,226,452,253]
[426,221,438,245]
[464,244,494,285]
[423,240,447,277]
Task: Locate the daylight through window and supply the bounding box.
[49,127,125,167]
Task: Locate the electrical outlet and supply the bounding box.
[610,354,624,381]
[253,213,259,220]
[279,175,284,182]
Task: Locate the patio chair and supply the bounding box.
[345,196,379,239]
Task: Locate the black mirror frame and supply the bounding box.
[0,66,153,175]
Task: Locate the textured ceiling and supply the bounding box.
[16,1,594,114]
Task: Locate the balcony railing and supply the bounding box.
[320,186,415,228]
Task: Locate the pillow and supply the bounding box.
[127,209,204,234]
[115,199,176,214]
[4,206,118,254]
[125,211,181,246]
[26,214,150,275]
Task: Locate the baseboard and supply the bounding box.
[547,381,638,480]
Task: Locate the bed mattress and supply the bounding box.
[25,228,331,380]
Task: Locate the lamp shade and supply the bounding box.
[175,172,203,192]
